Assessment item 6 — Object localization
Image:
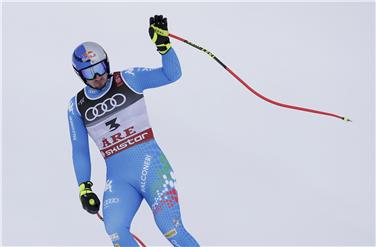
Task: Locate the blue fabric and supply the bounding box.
[103,140,199,246]
[121,48,182,93]
[67,97,91,185]
[68,48,199,246]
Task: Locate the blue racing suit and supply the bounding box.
[67,48,199,246]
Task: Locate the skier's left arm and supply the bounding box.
[121,15,182,93]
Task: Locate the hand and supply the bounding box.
[79,181,100,214]
[148,15,171,55]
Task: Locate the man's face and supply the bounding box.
[86,73,108,89]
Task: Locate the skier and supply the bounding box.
[67,15,200,246]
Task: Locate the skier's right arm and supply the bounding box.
[67,96,91,185]
[68,97,100,214]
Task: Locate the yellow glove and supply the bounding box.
[148,15,172,55]
[79,181,100,214]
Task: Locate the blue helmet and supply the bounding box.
[72,41,110,83]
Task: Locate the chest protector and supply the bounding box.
[76,72,154,158]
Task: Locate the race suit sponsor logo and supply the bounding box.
[123,68,135,76]
[140,68,153,72]
[85,93,126,121]
[104,197,120,209]
[78,97,85,106]
[100,128,154,158]
[110,233,120,241]
[140,155,152,192]
[102,126,137,147]
[69,116,77,141]
[105,179,113,193]
[171,239,182,247]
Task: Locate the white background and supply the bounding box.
[2,2,375,246]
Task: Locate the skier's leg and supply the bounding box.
[102,178,143,246]
[142,152,199,246]
[152,192,199,247]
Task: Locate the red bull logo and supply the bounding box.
[82,50,96,62]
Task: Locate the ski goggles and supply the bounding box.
[80,61,108,80]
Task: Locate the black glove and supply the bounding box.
[148,15,171,55]
[79,181,100,214]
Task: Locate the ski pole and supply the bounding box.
[96,212,147,247]
[169,33,351,122]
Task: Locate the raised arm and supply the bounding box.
[121,15,182,93]
[67,96,92,186]
[121,47,181,93]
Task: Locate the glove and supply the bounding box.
[148,15,171,55]
[79,181,100,214]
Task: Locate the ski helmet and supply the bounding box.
[72,41,110,86]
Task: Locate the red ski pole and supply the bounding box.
[169,33,351,122]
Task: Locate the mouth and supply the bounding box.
[91,78,105,89]
[95,77,105,84]
[87,73,108,89]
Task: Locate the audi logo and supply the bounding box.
[85,93,126,121]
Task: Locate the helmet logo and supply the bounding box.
[82,50,96,62]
